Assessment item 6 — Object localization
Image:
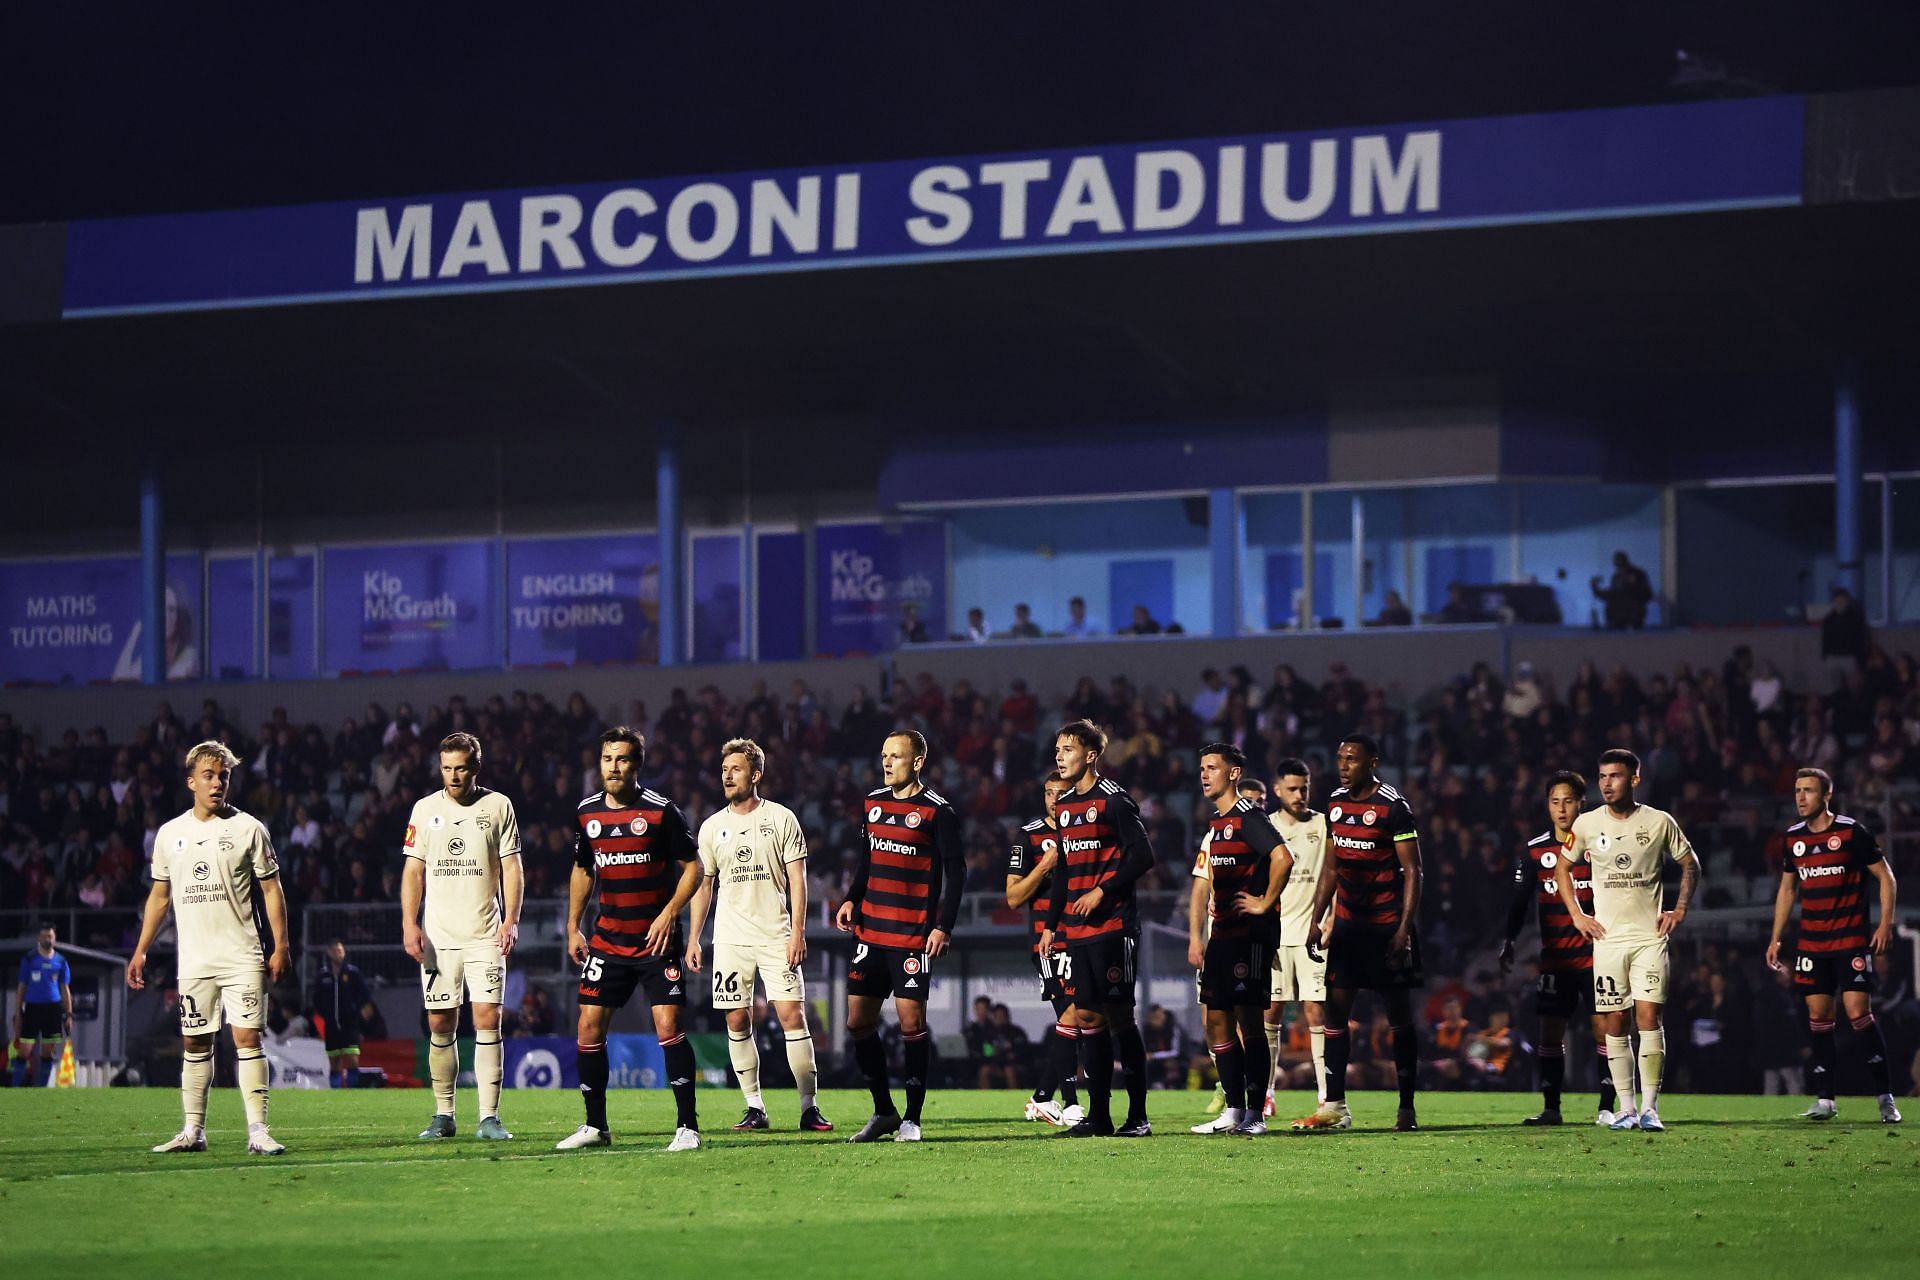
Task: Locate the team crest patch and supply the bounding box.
[241,989,261,1014]
[475,815,490,829]
[665,965,682,982]
[1329,806,1343,823]
[1541,852,1558,870]
[903,956,922,975]
[485,966,503,987]
[1635,830,1651,846]
[404,824,418,848]
[1107,966,1123,983]
[1220,823,1234,839]
[1852,956,1867,971]
[1792,841,1806,856]
[868,806,883,823]
[905,811,922,828]
[587,819,603,838]
[1232,962,1249,979]
[632,816,649,835]
[1362,810,1377,826]
[1828,835,1842,851]
[219,837,234,853]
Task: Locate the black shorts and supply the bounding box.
[1034,948,1072,1013]
[1793,950,1875,995]
[578,952,688,1009]
[322,1023,362,1055]
[18,1002,64,1041]
[1198,935,1275,1010]
[1535,968,1592,1020]
[1062,932,1138,1007]
[1325,923,1423,993]
[847,942,932,1002]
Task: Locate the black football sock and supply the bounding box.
[903,1031,931,1123]
[1539,1044,1565,1112]
[1852,1014,1893,1095]
[1082,1028,1115,1126]
[577,1041,609,1132]
[1113,1017,1149,1121]
[853,1031,896,1115]
[661,1034,698,1131]
[1809,1017,1837,1100]
[1045,1022,1080,1104]
[1392,1025,1419,1109]
[1212,1038,1246,1116]
[1323,1026,1349,1103]
[1597,1045,1617,1114]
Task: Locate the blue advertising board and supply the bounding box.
[206,555,258,681]
[506,534,658,667]
[60,97,1804,317]
[0,553,201,684]
[321,542,498,674]
[815,521,946,657]
[504,1034,663,1089]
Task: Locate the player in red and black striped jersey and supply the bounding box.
[833,729,966,1142]
[1186,743,1292,1137]
[557,727,704,1153]
[1042,719,1159,1138]
[1007,773,1083,1127]
[1497,771,1618,1126]
[1765,767,1901,1123]
[1297,733,1424,1133]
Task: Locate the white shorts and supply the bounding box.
[710,941,804,1009]
[1272,943,1327,1004]
[1592,937,1669,1012]
[178,969,266,1036]
[421,938,505,1009]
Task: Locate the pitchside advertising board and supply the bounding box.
[504,1034,667,1089]
[322,543,499,674]
[0,553,203,685]
[57,97,1804,316]
[815,521,947,657]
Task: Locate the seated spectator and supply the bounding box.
[1373,590,1413,627]
[1005,604,1042,640]
[898,603,929,644]
[1467,1008,1514,1084]
[1191,668,1228,725]
[1121,604,1163,636]
[964,607,990,644]
[1142,1004,1191,1090]
[1428,998,1474,1084]
[1060,595,1098,638]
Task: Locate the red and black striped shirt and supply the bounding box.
[1512,830,1593,972]
[1046,777,1154,943]
[573,788,696,961]
[1199,797,1285,944]
[851,786,965,952]
[1327,782,1419,930]
[1007,817,1063,955]
[1785,814,1883,954]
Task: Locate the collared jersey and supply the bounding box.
[1006,817,1063,954]
[698,798,807,948]
[1783,814,1883,954]
[1054,777,1149,943]
[1568,803,1694,946]
[152,806,279,977]
[1191,797,1285,943]
[1516,830,1593,972]
[574,789,697,961]
[1272,808,1329,944]
[404,787,522,946]
[18,950,70,1003]
[1326,783,1419,929]
[854,785,962,951]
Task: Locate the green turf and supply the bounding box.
[0,1087,1913,1277]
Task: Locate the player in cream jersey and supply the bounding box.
[130,741,291,1155]
[1267,760,1333,1119]
[687,738,832,1133]
[1556,748,1700,1134]
[403,732,522,1142]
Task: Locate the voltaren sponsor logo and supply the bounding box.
[872,837,923,857]
[1797,864,1847,881]
[1065,837,1103,854]
[595,850,655,868]
[1331,834,1378,850]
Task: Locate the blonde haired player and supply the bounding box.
[686,739,831,1133]
[402,732,523,1141]
[1556,748,1700,1133]
[129,741,291,1155]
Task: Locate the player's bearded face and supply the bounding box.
[722,756,756,801]
[1279,776,1309,817]
[440,751,475,799]
[1043,782,1068,820]
[601,745,637,793]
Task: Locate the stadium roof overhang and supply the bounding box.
[2,89,1916,538]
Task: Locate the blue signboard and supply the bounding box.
[506,534,658,667]
[0,553,201,685]
[321,542,498,674]
[691,533,744,664]
[60,97,1804,317]
[267,553,317,679]
[206,555,257,681]
[815,521,946,657]
[503,1034,662,1089]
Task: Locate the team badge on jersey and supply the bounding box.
[1362,810,1377,826]
[1853,956,1868,971]
[906,811,922,828]
[1828,835,1843,851]
[632,816,649,834]
[665,965,682,981]
[1220,823,1234,839]
[903,956,922,975]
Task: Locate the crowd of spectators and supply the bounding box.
[2,633,1915,1089]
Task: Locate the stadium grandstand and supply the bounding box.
[3,7,1920,1275]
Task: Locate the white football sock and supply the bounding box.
[785,1029,818,1110]
[181,1049,213,1130]
[1310,1024,1328,1102]
[1264,1021,1284,1093]
[429,1033,458,1117]
[475,1030,503,1120]
[1606,1034,1637,1114]
[1637,1028,1665,1110]
[236,1047,269,1128]
[729,1029,763,1110]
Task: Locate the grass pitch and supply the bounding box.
[1,1087,1913,1277]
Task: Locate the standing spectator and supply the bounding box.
[1590,550,1653,629]
[1819,586,1870,669]
[308,938,372,1089]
